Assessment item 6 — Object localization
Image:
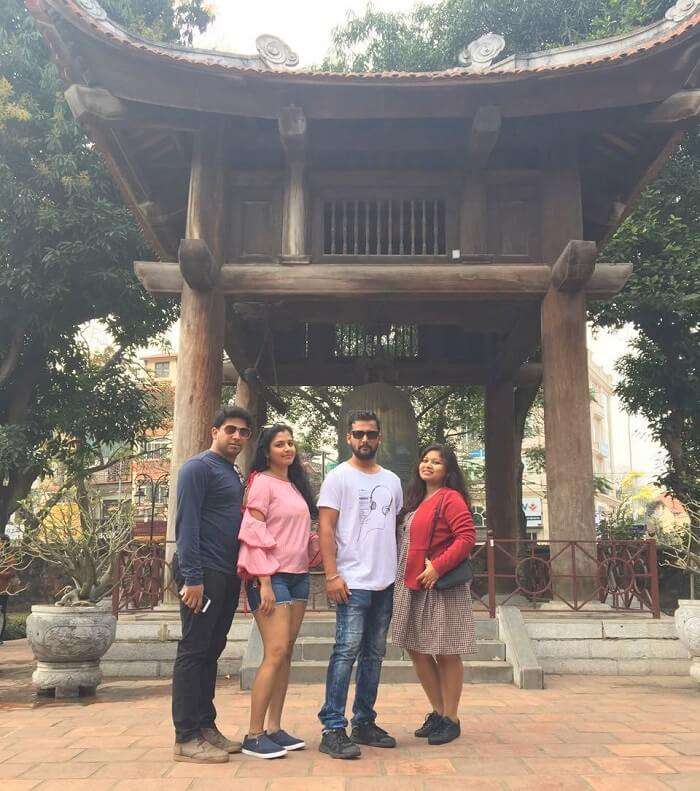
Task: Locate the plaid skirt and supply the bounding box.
[391,511,476,656]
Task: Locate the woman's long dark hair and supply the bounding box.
[251,424,318,519]
[401,443,470,518]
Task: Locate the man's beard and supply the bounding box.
[352,444,378,460]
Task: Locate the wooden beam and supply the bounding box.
[136,262,550,298]
[178,238,218,291]
[601,129,686,247]
[485,379,519,571]
[279,106,310,265]
[515,362,542,388]
[135,260,632,299]
[646,90,700,124]
[273,361,491,386]
[65,84,198,130]
[65,85,126,125]
[586,263,632,297]
[231,300,522,330]
[492,306,541,383]
[551,240,597,292]
[468,106,501,169]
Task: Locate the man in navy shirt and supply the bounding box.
[172,405,252,764]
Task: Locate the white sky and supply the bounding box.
[198,0,434,66]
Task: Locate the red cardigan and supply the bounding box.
[404,488,476,590]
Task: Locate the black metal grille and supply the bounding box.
[323,199,446,256]
[334,324,419,359]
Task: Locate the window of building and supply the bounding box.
[144,438,170,459]
[153,361,170,378]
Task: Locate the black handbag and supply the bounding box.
[428,493,473,590]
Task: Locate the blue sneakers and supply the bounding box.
[268,729,306,751]
[241,731,287,759]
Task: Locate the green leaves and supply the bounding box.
[0,0,212,531]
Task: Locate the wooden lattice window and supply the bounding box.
[323,198,446,256]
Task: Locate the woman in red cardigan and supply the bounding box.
[391,443,476,746]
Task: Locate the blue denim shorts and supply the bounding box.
[246,571,310,612]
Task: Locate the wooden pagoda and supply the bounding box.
[28,0,700,567]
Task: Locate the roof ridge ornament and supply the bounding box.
[75,0,107,20]
[256,34,299,69]
[665,0,699,22]
[458,32,506,72]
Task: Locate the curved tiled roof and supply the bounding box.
[26,0,700,85]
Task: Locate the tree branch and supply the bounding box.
[416,386,459,421]
[0,322,26,387]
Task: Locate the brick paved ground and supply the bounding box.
[2,640,699,790]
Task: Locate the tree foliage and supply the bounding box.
[0,0,212,532]
[278,383,484,454]
[322,0,670,72]
[323,0,698,502]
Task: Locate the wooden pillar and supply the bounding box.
[540,141,597,601]
[279,106,310,264]
[485,379,519,589]
[163,120,227,602]
[233,375,266,477]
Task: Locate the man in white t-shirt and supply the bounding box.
[317,410,403,759]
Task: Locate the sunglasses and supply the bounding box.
[221,425,252,438]
[350,430,380,440]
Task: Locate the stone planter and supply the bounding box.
[26,603,117,698]
[674,599,700,688]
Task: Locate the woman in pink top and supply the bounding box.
[237,424,319,759]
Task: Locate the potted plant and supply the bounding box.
[20,484,134,698]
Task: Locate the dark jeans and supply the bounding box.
[172,563,241,742]
[318,585,394,731]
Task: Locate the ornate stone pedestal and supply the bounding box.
[26,604,116,698]
[675,599,700,688]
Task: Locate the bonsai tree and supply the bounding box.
[20,483,134,606]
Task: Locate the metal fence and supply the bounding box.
[112,533,660,618]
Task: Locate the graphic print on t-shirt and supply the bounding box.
[357,484,394,542]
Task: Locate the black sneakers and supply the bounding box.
[319,728,361,759]
[350,721,397,748]
[415,711,443,738]
[428,716,461,745]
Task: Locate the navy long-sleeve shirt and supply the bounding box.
[175,450,244,586]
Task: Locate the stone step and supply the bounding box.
[287,659,513,684]
[297,616,499,640]
[293,637,506,663]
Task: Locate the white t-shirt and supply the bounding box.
[317,461,403,590]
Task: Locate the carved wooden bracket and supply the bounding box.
[178,238,220,291]
[646,90,700,124]
[551,240,597,292]
[64,84,125,124]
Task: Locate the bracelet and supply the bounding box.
[326,574,340,583]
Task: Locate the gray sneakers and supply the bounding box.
[202,726,243,754]
[173,736,229,763]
